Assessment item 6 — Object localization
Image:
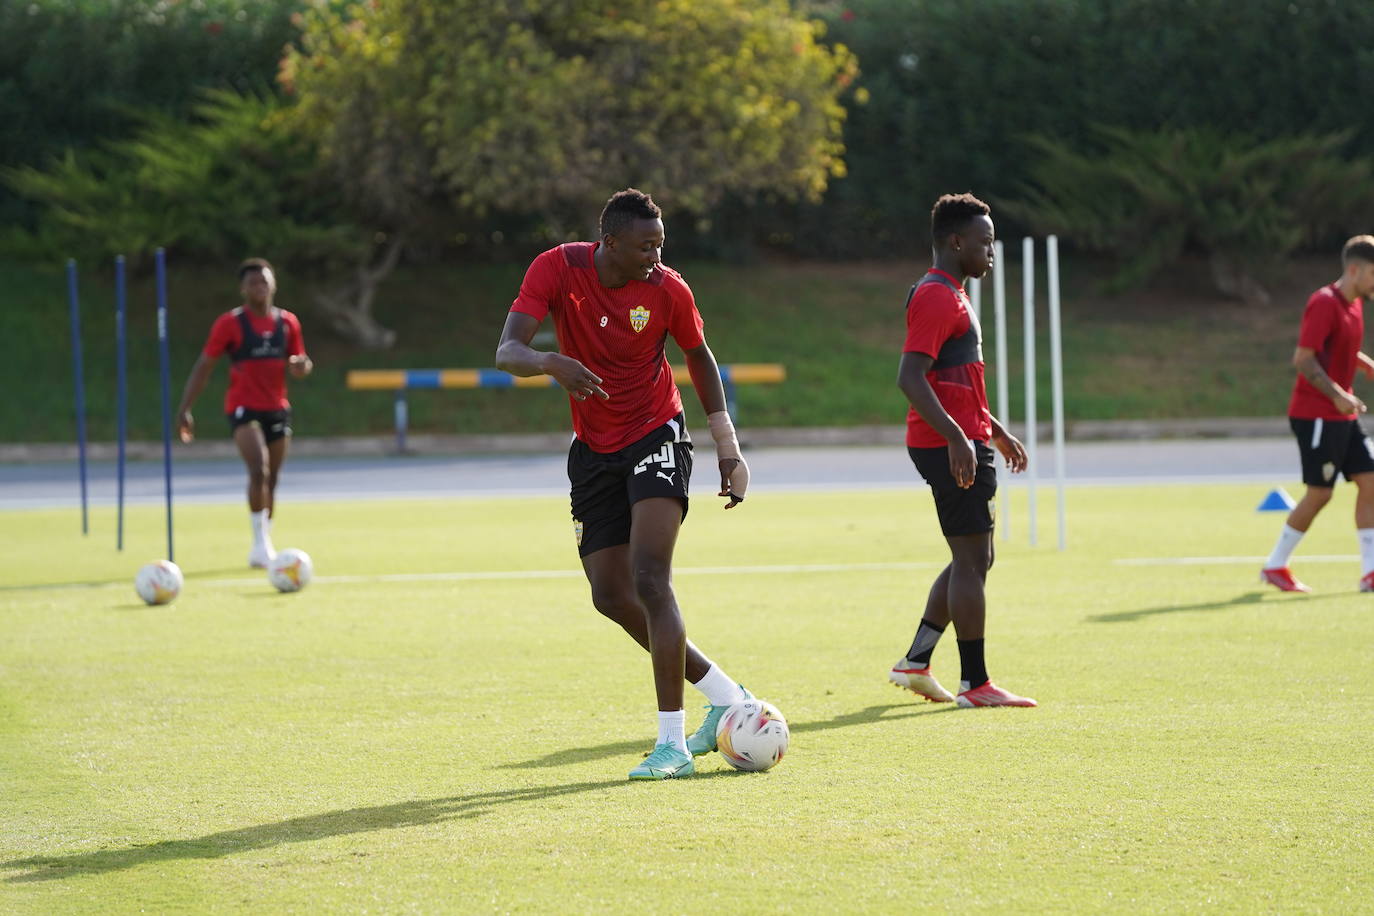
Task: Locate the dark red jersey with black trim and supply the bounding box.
[901,268,992,448]
[202,306,305,412]
[510,242,705,452]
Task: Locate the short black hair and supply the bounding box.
[1342,235,1374,266]
[931,193,991,244]
[599,188,661,238]
[238,257,274,280]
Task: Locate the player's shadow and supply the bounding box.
[498,702,956,770]
[0,567,249,595]
[3,773,739,884]
[1087,589,1343,624]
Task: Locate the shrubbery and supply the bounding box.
[793,0,1374,259]
[0,0,304,224]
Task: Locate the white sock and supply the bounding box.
[1358,528,1374,576]
[691,663,747,707]
[657,709,687,754]
[1265,524,1304,570]
[250,509,269,545]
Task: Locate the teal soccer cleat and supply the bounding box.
[686,686,752,756]
[628,743,695,780]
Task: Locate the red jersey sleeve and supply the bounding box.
[663,273,705,349]
[903,285,966,357]
[202,312,240,359]
[1296,292,1337,351]
[510,248,564,321]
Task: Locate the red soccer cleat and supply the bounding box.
[1360,572,1374,593]
[955,681,1037,708]
[1260,567,1311,593]
[888,660,955,702]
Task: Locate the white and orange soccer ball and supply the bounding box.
[134,560,183,606]
[267,548,313,593]
[715,698,789,772]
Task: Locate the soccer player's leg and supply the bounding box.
[232,414,275,568]
[889,565,956,702]
[1262,418,1333,592]
[260,411,290,560]
[1343,424,1374,591]
[930,444,1035,708]
[624,496,694,778]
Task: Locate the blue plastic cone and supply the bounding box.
[1257,488,1296,512]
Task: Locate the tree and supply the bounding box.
[2,90,363,272]
[280,0,858,338]
[1001,127,1374,305]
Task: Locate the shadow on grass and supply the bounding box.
[1086,589,1344,624]
[2,771,746,884]
[499,701,957,770]
[0,567,248,595]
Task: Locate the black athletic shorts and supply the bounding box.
[227,407,291,444]
[908,441,998,537]
[568,413,693,557]
[1290,417,1374,486]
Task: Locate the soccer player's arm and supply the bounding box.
[286,313,312,379]
[898,291,976,488]
[1358,351,1374,381]
[495,252,607,400]
[675,291,747,507]
[988,414,1028,473]
[175,318,229,443]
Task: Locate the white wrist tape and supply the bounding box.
[707,410,749,498]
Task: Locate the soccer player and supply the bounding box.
[494,188,753,780]
[175,258,313,568]
[1260,235,1374,593]
[887,192,1037,708]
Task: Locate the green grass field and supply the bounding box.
[3,483,1373,913]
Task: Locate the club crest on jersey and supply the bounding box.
[628,305,651,333]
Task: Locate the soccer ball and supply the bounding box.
[267,548,313,593]
[134,560,183,606]
[715,698,789,772]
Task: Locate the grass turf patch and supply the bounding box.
[2,484,1372,912]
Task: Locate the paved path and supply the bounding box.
[0,438,1299,510]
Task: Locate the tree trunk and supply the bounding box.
[312,234,405,349]
[1208,252,1272,307]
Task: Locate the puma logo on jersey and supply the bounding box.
[569,292,586,311]
[656,470,675,485]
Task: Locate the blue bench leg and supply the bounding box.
[394,391,408,454]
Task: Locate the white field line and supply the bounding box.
[1114,554,1357,567]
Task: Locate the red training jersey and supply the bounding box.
[509,242,705,453]
[201,306,306,413]
[1288,283,1364,420]
[902,269,992,448]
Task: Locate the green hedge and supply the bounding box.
[780,0,1374,257]
[0,0,304,224]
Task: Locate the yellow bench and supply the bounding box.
[346,364,786,450]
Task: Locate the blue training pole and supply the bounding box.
[66,259,89,535]
[115,255,127,551]
[156,248,174,562]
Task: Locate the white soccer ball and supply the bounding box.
[715,697,789,772]
[134,559,183,606]
[267,548,313,593]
